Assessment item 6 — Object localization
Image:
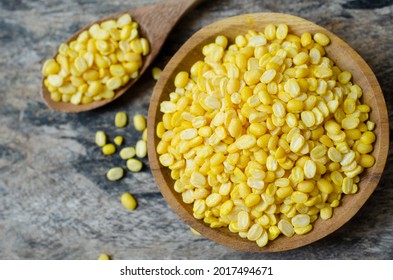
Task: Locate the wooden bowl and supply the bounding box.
[147,13,389,252]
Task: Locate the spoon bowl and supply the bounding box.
[41,0,201,112]
[147,13,389,252]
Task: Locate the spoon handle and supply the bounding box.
[131,0,204,58]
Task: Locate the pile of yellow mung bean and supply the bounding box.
[96,112,147,211]
[42,14,149,105]
[156,23,376,247]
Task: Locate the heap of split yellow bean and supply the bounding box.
[42,14,149,105]
[156,23,376,247]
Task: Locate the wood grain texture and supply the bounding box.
[41,0,202,112]
[0,0,392,259]
[148,12,389,252]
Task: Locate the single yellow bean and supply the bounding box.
[126,158,143,172]
[190,227,202,236]
[102,143,116,155]
[95,131,107,147]
[360,131,376,144]
[313,33,330,46]
[120,147,136,160]
[277,219,294,237]
[113,135,123,146]
[133,114,146,131]
[174,71,189,88]
[152,67,162,80]
[359,154,375,168]
[98,254,111,260]
[135,140,147,158]
[115,112,128,127]
[106,167,124,181]
[121,193,138,210]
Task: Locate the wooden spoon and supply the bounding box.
[147,13,389,252]
[41,0,202,113]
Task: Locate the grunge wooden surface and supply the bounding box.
[0,0,392,259]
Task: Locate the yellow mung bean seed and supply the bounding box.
[291,214,310,227]
[313,33,330,46]
[152,67,162,80]
[340,150,356,166]
[338,71,352,84]
[301,111,316,127]
[95,130,107,147]
[290,134,305,153]
[324,120,341,135]
[310,145,327,159]
[115,112,128,127]
[367,121,375,131]
[133,114,146,131]
[120,147,136,160]
[320,205,332,220]
[317,178,333,194]
[247,224,263,241]
[256,230,269,247]
[102,143,116,155]
[287,99,304,113]
[142,128,148,142]
[360,131,376,144]
[276,23,289,40]
[342,117,360,130]
[237,211,251,230]
[245,193,261,207]
[190,227,202,236]
[42,59,61,76]
[291,191,308,204]
[336,142,350,154]
[300,32,312,47]
[278,219,295,237]
[236,135,256,149]
[342,177,353,194]
[356,142,373,155]
[330,199,340,208]
[121,193,137,211]
[106,167,124,181]
[294,224,313,235]
[135,140,147,158]
[174,71,189,88]
[293,52,309,65]
[220,200,234,216]
[276,186,293,199]
[304,159,317,179]
[266,225,280,241]
[126,158,143,172]
[327,147,342,162]
[260,69,277,84]
[98,254,111,260]
[297,180,315,193]
[206,193,222,208]
[180,128,198,140]
[113,136,123,146]
[359,154,375,168]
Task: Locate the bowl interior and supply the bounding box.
[147,13,389,252]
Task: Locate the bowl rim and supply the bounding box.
[147,12,390,252]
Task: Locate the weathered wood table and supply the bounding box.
[0,0,392,259]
